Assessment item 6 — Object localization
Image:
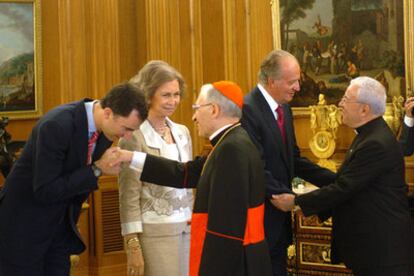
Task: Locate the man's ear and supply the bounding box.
[211,103,221,118]
[103,107,113,119]
[361,103,371,116]
[268,77,276,88]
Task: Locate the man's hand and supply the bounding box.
[94,147,122,175]
[405,97,414,118]
[109,149,134,167]
[271,194,296,212]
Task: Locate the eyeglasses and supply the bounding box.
[339,96,360,104]
[192,103,213,111]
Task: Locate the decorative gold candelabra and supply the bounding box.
[309,94,341,172]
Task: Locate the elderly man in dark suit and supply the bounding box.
[0,83,147,276]
[241,49,335,275]
[273,76,414,276]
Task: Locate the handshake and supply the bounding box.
[93,147,134,175]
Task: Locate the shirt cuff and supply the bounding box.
[129,152,147,173]
[121,221,143,236]
[404,115,414,127]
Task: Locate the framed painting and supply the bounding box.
[0,0,42,119]
[271,0,414,114]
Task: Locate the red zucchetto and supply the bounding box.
[212,81,244,109]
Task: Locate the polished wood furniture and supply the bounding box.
[288,210,353,276]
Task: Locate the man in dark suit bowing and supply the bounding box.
[0,82,147,275]
[273,76,414,276]
[241,49,336,275]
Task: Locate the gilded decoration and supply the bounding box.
[300,241,346,269]
[309,94,341,172]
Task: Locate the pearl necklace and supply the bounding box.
[148,120,169,140]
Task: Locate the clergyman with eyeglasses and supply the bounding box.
[114,81,272,276]
[272,76,414,276]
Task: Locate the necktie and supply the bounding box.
[276,106,286,144]
[87,131,99,164]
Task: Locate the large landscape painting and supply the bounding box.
[277,0,405,107]
[0,0,41,118]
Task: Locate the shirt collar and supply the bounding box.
[257,83,281,117]
[209,123,233,141]
[85,100,98,136]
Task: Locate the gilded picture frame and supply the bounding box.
[0,0,42,119]
[271,0,414,116]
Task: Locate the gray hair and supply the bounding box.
[351,76,386,115]
[129,60,186,101]
[258,49,298,85]
[199,84,242,119]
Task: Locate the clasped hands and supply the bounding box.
[94,148,134,175]
[270,193,298,212]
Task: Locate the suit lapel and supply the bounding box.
[92,135,112,162]
[73,100,90,166]
[281,104,294,175]
[252,89,289,167]
[169,121,192,162]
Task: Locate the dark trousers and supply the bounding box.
[0,223,71,276]
[352,264,414,276]
[0,250,70,276]
[268,223,289,276]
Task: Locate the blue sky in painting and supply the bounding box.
[0,3,33,64]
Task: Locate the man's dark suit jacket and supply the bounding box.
[399,122,414,156]
[241,86,335,247]
[0,99,112,266]
[297,117,414,269]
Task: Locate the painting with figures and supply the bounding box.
[278,0,405,107]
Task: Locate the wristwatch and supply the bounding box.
[91,163,102,178]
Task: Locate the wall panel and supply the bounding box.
[2,1,366,274]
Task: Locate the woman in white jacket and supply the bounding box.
[118,60,193,276]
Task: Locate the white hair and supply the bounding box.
[351,76,386,116]
[199,84,242,118]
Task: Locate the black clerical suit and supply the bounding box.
[296,117,414,274]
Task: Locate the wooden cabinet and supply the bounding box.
[288,211,353,275]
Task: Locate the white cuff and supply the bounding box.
[404,115,414,127]
[121,221,143,236]
[129,152,147,173]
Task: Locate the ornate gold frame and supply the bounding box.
[271,0,414,116]
[0,0,42,119]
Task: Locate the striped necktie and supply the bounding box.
[87,131,99,164]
